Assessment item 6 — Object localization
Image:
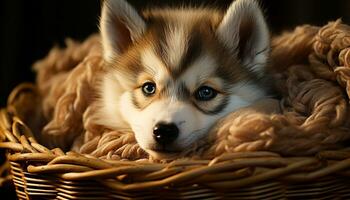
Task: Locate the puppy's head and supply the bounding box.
[98,0,270,159]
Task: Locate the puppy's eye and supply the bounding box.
[142,82,156,96]
[195,86,217,101]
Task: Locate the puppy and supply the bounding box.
[96,0,271,159]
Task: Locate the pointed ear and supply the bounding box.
[216,0,269,74]
[100,0,146,62]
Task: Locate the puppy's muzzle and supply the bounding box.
[153,122,179,145]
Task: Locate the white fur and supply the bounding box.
[96,73,130,131]
[217,0,269,75]
[164,25,188,70]
[119,94,220,155]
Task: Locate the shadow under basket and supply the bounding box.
[1,86,350,200]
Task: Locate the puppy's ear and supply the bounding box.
[216,0,269,74]
[100,0,146,62]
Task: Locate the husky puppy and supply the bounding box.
[96,0,271,159]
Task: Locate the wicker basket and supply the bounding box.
[0,84,349,199]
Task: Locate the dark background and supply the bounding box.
[0,0,350,198]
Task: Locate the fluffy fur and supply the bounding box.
[96,0,271,159]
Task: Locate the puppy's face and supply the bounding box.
[98,0,270,158]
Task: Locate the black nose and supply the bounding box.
[153,122,179,145]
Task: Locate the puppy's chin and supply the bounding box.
[145,149,181,160]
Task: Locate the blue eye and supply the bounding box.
[195,86,217,101]
[142,82,156,96]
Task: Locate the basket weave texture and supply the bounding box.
[1,20,350,199]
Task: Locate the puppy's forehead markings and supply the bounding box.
[154,22,203,78]
[163,24,188,71]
